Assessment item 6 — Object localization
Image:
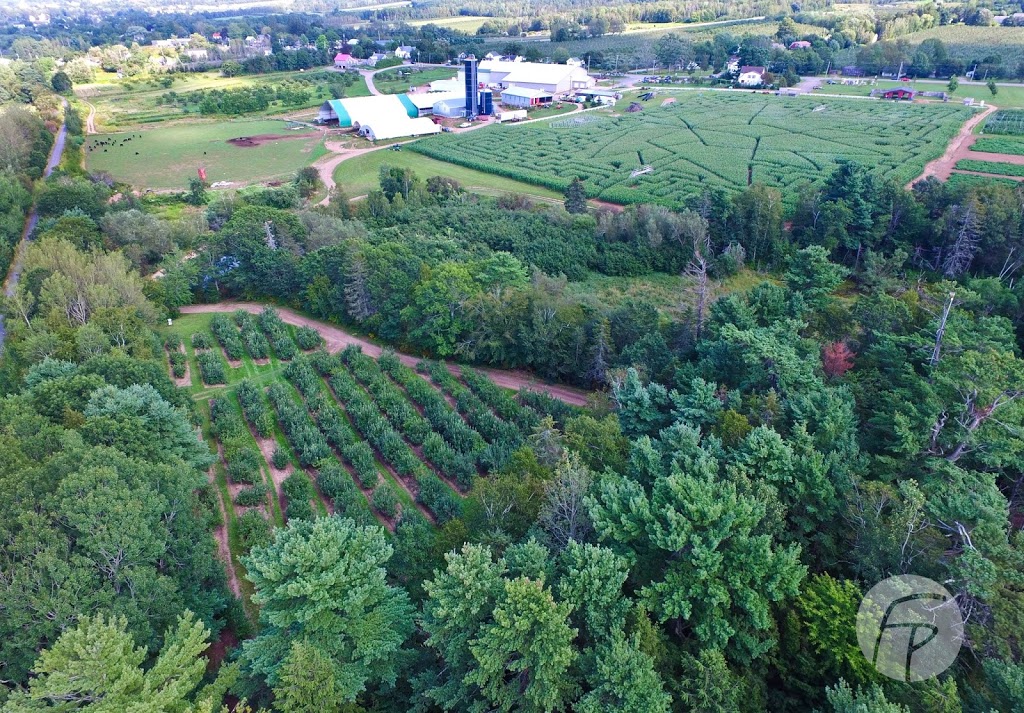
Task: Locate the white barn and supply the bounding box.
[461,60,595,95]
[360,116,440,141]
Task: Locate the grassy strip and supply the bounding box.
[971,136,1024,156]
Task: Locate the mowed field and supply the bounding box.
[333,149,564,201]
[85,120,327,189]
[411,92,973,206]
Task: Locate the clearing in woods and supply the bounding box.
[164,305,584,607]
[410,92,974,206]
[84,120,327,190]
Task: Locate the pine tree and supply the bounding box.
[564,177,588,214]
[343,254,376,322]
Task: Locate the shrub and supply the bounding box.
[372,483,399,518]
[271,447,289,469]
[211,314,245,360]
[237,510,271,553]
[295,326,323,350]
[236,379,275,437]
[416,473,461,523]
[282,472,315,521]
[236,483,269,506]
[164,334,182,351]
[191,332,211,350]
[196,351,226,384]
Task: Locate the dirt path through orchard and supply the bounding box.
[908,104,998,186]
[180,302,590,406]
[206,463,241,599]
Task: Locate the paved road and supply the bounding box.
[0,101,68,353]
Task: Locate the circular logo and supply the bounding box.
[856,575,964,681]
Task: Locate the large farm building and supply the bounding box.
[317,95,442,140]
[317,58,595,139]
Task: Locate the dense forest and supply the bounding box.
[1,126,1024,711]
[4,4,1024,709]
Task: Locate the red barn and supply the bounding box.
[882,88,914,101]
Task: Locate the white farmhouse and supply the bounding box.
[737,66,767,87]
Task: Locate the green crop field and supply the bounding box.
[162,307,575,556]
[408,15,493,33]
[983,109,1024,135]
[971,136,1024,155]
[85,120,327,190]
[411,92,973,207]
[954,158,1024,177]
[373,67,459,94]
[903,25,1024,66]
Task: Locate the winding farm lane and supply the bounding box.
[908,103,998,187]
[179,302,591,406]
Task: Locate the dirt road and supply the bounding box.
[180,302,590,406]
[310,141,390,205]
[908,104,997,186]
[83,99,96,135]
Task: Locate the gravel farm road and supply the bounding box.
[180,302,591,407]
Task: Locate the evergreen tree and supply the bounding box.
[241,517,415,701]
[564,177,588,214]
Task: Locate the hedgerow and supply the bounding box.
[211,314,245,360]
[282,472,315,521]
[267,381,330,466]
[196,350,226,384]
[236,379,275,438]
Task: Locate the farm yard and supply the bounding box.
[84,120,327,189]
[411,92,973,206]
[164,306,579,611]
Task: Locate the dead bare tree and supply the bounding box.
[538,453,594,550]
[942,201,980,278]
[930,291,957,369]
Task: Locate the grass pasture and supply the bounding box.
[411,92,973,207]
[372,66,459,94]
[85,120,326,190]
[407,15,493,33]
[333,149,564,201]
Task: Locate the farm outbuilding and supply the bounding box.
[359,116,441,141]
[403,91,463,117]
[880,88,915,100]
[317,95,418,127]
[501,86,554,107]
[334,53,358,68]
[432,96,466,118]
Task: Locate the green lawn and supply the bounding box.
[85,120,326,190]
[407,15,492,33]
[333,149,564,201]
[564,268,774,315]
[373,67,459,94]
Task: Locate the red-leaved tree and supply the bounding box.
[822,341,855,379]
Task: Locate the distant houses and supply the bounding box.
[334,53,359,68]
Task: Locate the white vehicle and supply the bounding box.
[497,110,528,123]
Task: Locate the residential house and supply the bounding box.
[789,40,812,49]
[395,45,415,60]
[366,52,389,67]
[334,53,359,68]
[737,66,767,86]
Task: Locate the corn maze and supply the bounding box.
[411,93,971,206]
